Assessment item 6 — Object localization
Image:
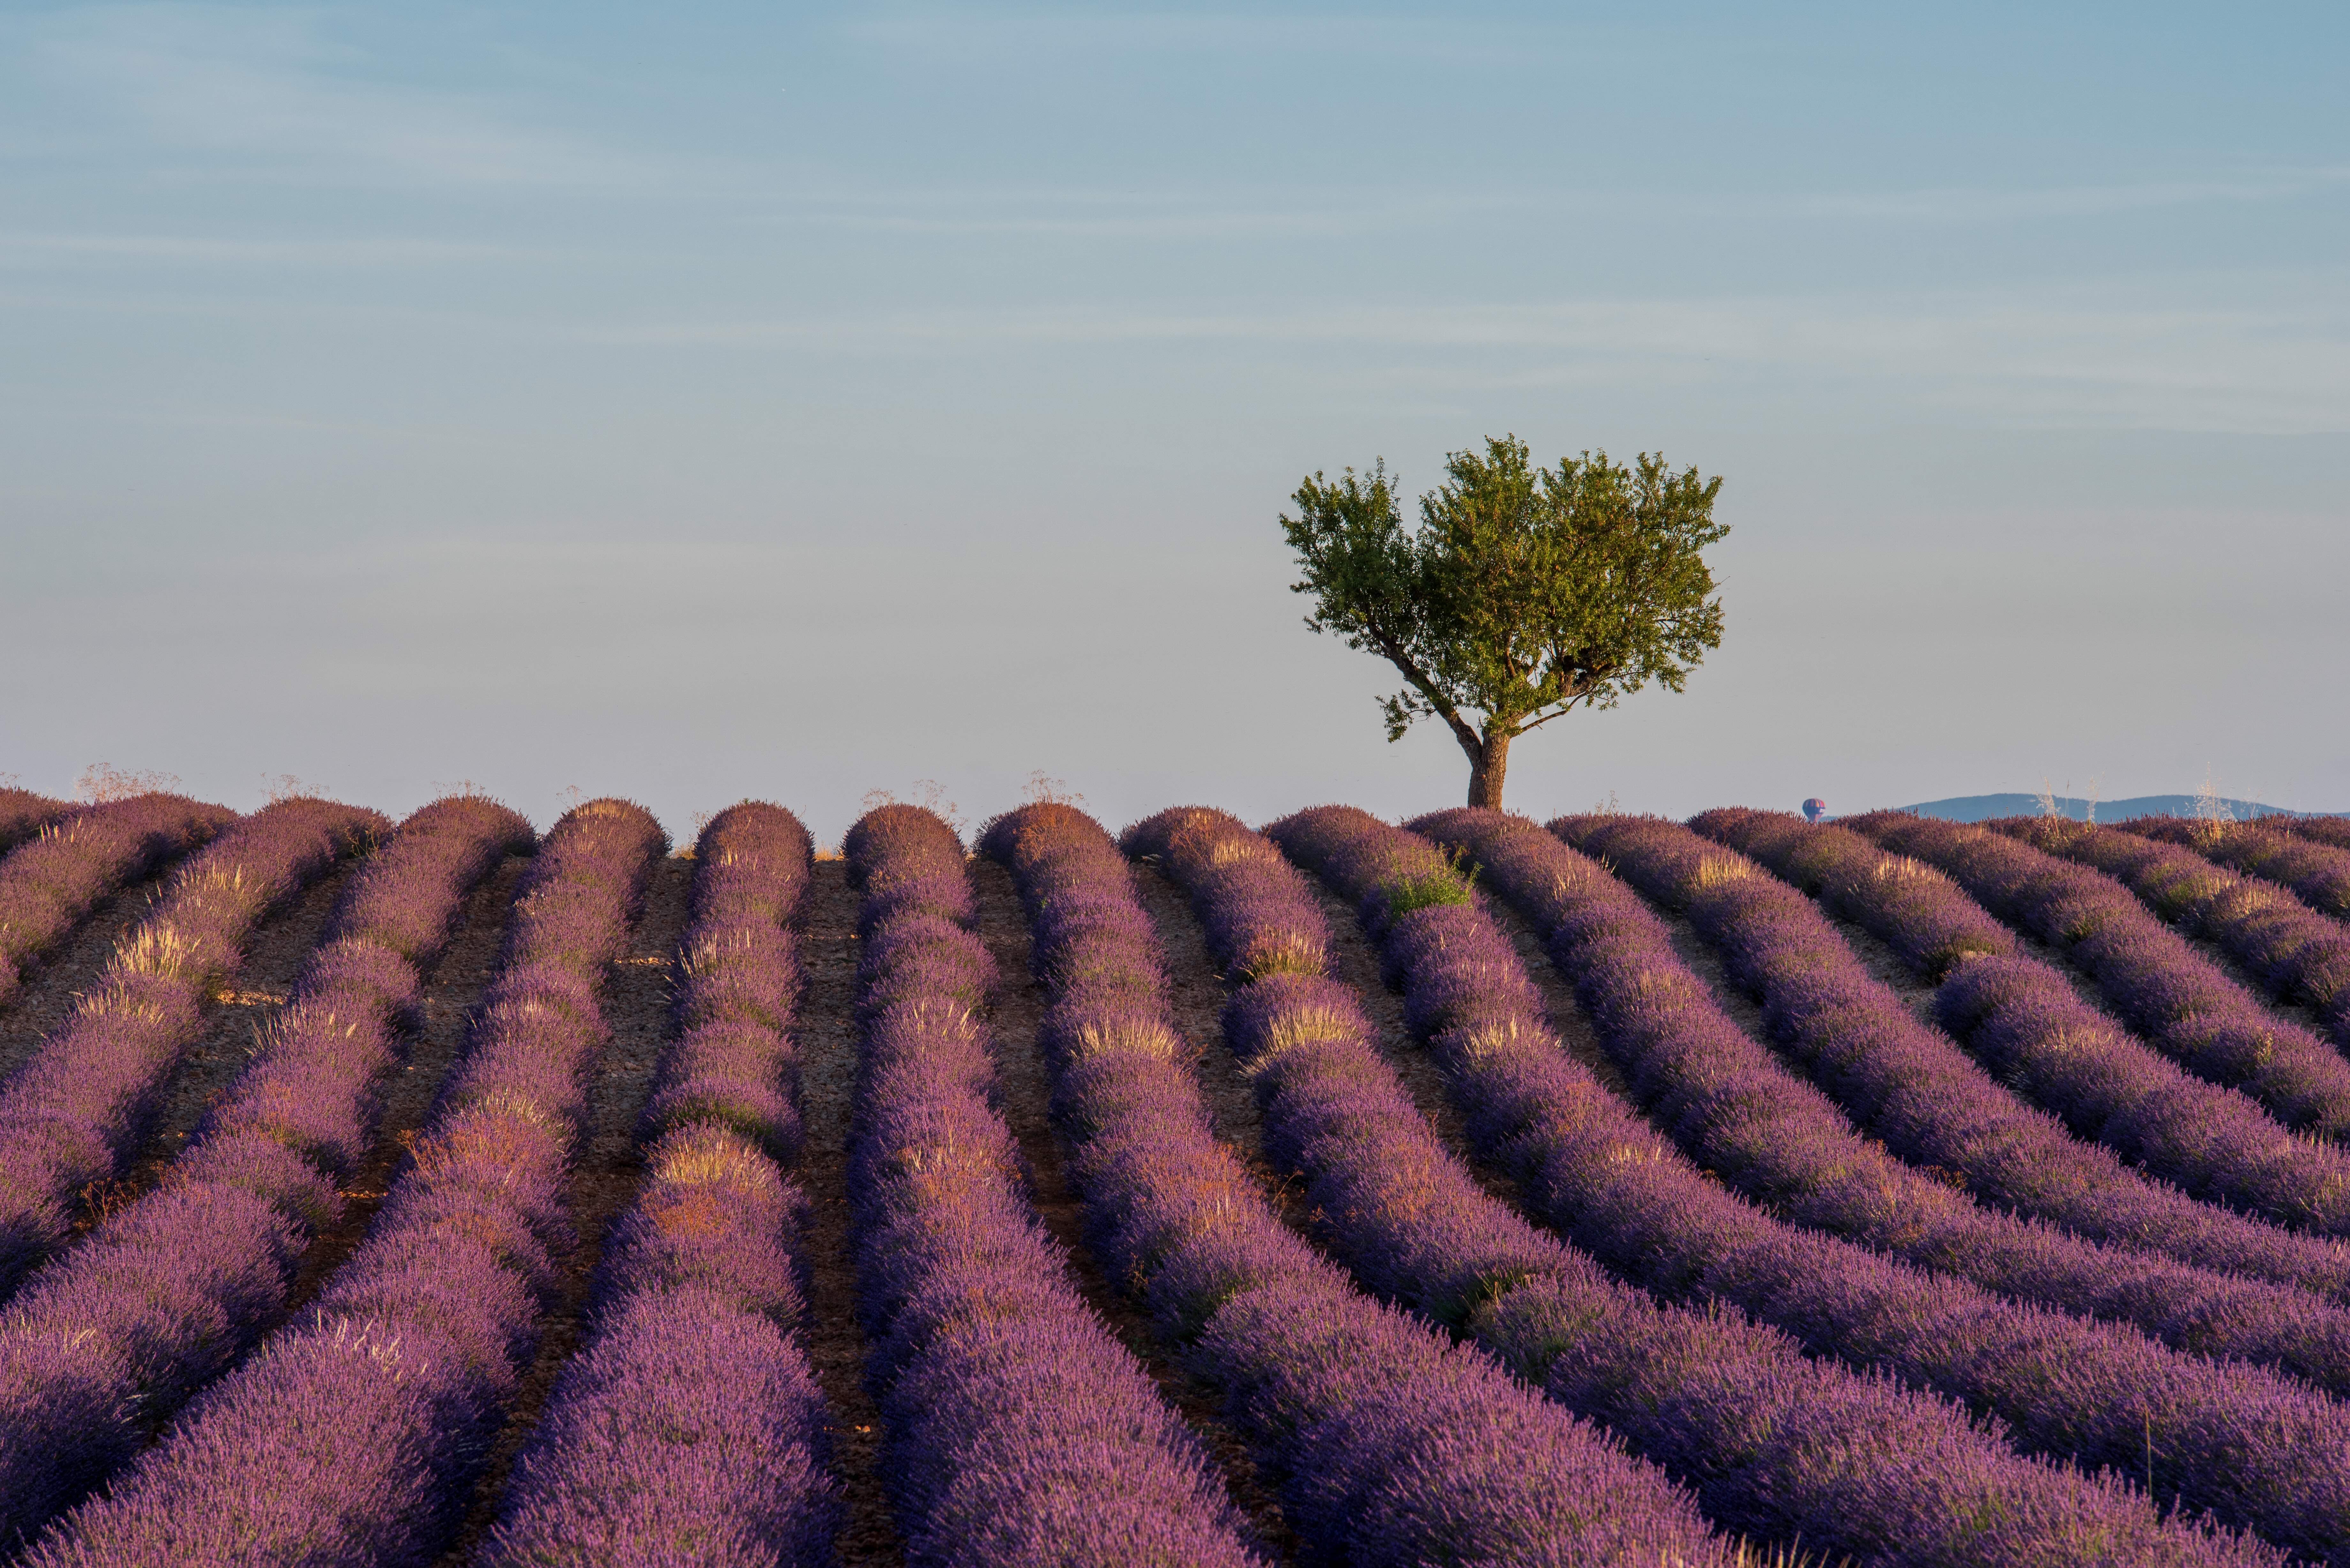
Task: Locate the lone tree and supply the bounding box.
[1281,434,1727,809]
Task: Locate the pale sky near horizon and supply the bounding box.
[3,2,2344,842]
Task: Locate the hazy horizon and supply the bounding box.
[6,2,2343,843]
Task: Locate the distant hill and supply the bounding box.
[1891,793,2324,824]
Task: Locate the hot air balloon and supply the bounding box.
[1802,798,1827,823]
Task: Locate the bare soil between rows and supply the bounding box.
[0,871,172,1085]
[280,853,529,1320]
[795,857,905,1568]
[433,852,697,1565]
[1291,874,1532,1213]
[970,857,1297,1564]
[84,860,362,1233]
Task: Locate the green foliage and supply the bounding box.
[1281,434,1728,793]
[1384,864,1474,917]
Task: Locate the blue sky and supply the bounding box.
[3,2,2344,839]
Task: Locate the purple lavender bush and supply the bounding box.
[642,801,814,1153]
[2280,817,2350,853]
[1697,806,2350,1236]
[0,797,384,1295]
[989,803,1751,1568]
[2013,816,2350,1050]
[1564,811,2350,1292]
[478,801,837,1567]
[0,792,72,857]
[844,803,1271,1568]
[1294,804,2350,1562]
[1510,811,2350,1381]
[1852,811,2350,1138]
[2130,815,2350,918]
[0,793,235,1006]
[0,794,530,1550]
[24,798,661,1568]
[481,1122,835,1567]
[1134,805,2267,1567]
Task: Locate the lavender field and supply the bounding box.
[5,785,2350,1566]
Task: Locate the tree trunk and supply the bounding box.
[1466,732,1511,808]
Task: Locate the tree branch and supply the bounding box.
[1371,629,1482,754]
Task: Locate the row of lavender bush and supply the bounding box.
[0,794,235,1006]
[1137,805,2249,1567]
[1696,807,2350,1236]
[1377,807,2350,1561]
[26,798,664,1566]
[2132,817,2350,918]
[481,801,836,1566]
[1847,812,2350,1139]
[842,804,1267,1566]
[2279,817,2350,853]
[0,796,384,1296]
[986,803,1749,1568]
[1555,813,2350,1347]
[2012,818,2350,1050]
[0,791,73,856]
[0,794,531,1549]
[1574,812,2350,1295]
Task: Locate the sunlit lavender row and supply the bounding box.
[0,794,233,1008]
[0,794,529,1549]
[27,798,659,1565]
[992,803,1738,1566]
[0,788,2346,1564]
[0,797,383,1296]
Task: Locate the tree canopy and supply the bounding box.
[1281,434,1727,807]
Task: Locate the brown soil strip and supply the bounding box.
[80,863,362,1232]
[281,853,529,1318]
[1806,879,2331,1056]
[0,872,170,1083]
[1289,876,1529,1212]
[1129,869,1299,1221]
[1807,911,1941,1027]
[1930,878,2330,1039]
[796,858,906,1568]
[2005,925,2126,1020]
[1761,871,2143,1033]
[1472,894,1634,1102]
[2178,927,2331,1036]
[433,852,697,1564]
[972,858,1296,1564]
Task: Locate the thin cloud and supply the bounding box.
[789,188,1525,240]
[842,9,1591,68]
[1805,169,2350,223]
[579,287,2350,434]
[766,167,2347,243]
[31,4,663,188]
[0,230,522,266]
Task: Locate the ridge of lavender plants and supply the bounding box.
[986,802,1748,1568]
[1850,812,2350,1137]
[0,796,386,1297]
[480,801,837,1566]
[1371,805,2350,1560]
[0,794,237,1007]
[1533,811,2350,1387]
[1572,811,2350,1290]
[22,797,663,1566]
[2031,818,2350,1049]
[842,802,1269,1566]
[2278,819,2350,854]
[0,793,532,1549]
[2158,818,2350,920]
[1696,807,2350,1236]
[1133,804,2264,1567]
[0,793,74,859]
